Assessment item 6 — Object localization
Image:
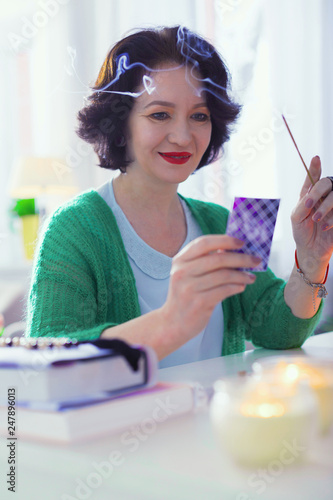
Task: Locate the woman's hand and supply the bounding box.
[102,235,260,360]
[160,234,261,348]
[291,156,333,271]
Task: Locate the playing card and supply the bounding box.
[226,197,280,271]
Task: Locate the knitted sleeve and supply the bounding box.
[239,268,323,350]
[25,196,120,341]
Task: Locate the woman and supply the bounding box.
[26,26,332,367]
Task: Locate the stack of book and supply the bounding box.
[0,337,198,443]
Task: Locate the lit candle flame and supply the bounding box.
[240,384,287,418]
[241,401,286,418]
[275,360,329,388]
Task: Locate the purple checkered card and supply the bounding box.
[226,197,280,271]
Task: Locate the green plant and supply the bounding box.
[11,199,37,217]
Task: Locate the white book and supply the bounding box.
[0,341,157,403]
[0,382,200,444]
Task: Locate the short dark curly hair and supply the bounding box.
[76,25,241,172]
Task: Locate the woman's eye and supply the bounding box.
[149,112,169,121]
[192,113,210,122]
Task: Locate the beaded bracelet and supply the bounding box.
[0,337,78,349]
[295,250,329,311]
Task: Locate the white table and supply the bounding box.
[1,332,333,500]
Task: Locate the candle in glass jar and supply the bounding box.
[253,357,333,435]
[210,377,317,467]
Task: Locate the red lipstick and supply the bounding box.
[158,152,192,165]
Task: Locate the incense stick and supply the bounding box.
[281,114,315,186]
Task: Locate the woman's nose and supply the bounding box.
[167,120,192,146]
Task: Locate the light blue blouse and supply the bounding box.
[97,179,223,368]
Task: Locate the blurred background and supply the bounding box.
[0,0,332,334]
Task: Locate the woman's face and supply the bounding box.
[125,63,212,186]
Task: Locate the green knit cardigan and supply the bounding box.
[25,190,322,355]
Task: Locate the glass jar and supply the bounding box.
[252,356,333,435]
[210,374,317,467]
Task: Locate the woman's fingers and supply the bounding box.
[299,155,321,199]
[171,235,261,289]
[175,249,261,278]
[166,235,262,340]
[176,234,244,261]
[292,153,332,226]
[175,234,261,269]
[310,186,333,228]
[294,177,333,225]
[170,236,261,304]
[193,268,256,293]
